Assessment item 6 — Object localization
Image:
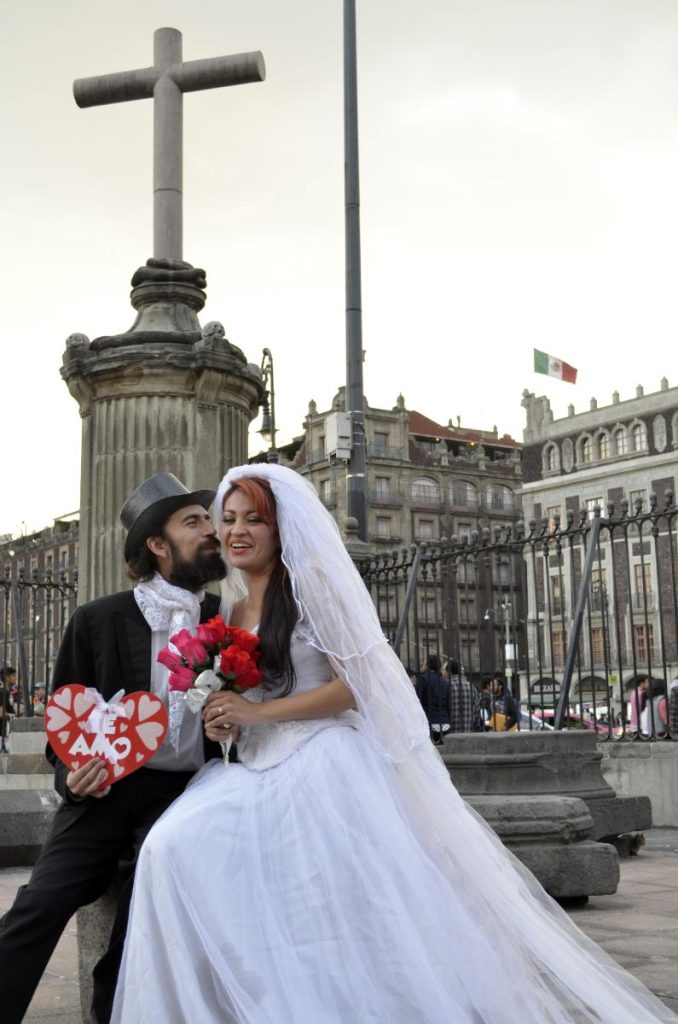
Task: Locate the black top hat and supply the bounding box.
[121,473,216,561]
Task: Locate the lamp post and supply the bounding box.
[259,348,278,464]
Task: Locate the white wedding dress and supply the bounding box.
[112,635,676,1024]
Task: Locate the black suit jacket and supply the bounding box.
[47,589,221,800]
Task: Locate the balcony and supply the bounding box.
[368,489,404,508]
[367,445,402,460]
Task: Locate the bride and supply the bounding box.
[112,464,676,1023]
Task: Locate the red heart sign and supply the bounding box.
[45,684,168,787]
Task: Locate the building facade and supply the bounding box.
[519,379,678,712]
[287,389,522,549]
[272,389,523,673]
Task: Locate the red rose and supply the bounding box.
[196,615,229,646]
[219,646,262,690]
[223,626,260,656]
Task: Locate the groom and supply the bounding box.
[0,473,226,1024]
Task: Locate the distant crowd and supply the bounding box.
[410,655,519,743]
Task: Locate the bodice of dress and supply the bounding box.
[236,632,359,771]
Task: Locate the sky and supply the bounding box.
[2,0,678,537]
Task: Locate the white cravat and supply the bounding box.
[134,573,206,771]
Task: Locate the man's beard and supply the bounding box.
[168,539,227,592]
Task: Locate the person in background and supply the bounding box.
[669,678,678,735]
[485,674,518,731]
[0,666,16,752]
[627,674,650,734]
[416,653,450,745]
[444,659,483,733]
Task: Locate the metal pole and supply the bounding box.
[344,0,367,539]
[260,348,279,464]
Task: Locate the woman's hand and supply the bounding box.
[202,690,261,741]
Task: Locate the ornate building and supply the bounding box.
[280,388,522,548]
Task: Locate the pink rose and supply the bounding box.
[168,665,197,693]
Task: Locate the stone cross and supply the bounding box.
[73,27,265,261]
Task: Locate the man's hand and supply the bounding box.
[66,758,111,800]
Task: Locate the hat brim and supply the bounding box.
[124,489,216,561]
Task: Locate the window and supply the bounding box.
[634,623,655,663]
[416,519,435,540]
[376,516,392,538]
[614,429,627,456]
[546,505,560,531]
[550,575,564,616]
[451,481,477,507]
[375,476,390,498]
[581,437,592,464]
[629,488,646,511]
[319,479,332,503]
[597,433,610,459]
[591,627,605,665]
[318,435,326,457]
[631,422,647,452]
[378,595,396,623]
[419,597,437,621]
[544,444,558,472]
[591,568,608,611]
[373,431,389,454]
[552,631,565,668]
[486,485,514,512]
[458,597,476,622]
[412,478,439,505]
[633,562,653,610]
[59,547,69,569]
[457,523,472,542]
[585,497,603,522]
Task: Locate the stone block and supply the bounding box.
[467,794,620,898]
[513,840,619,899]
[587,795,652,840]
[77,881,121,1024]
[0,789,60,866]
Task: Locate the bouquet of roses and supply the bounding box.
[158,614,262,722]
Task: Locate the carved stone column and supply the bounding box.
[62,259,263,601]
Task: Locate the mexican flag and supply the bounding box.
[533,348,577,384]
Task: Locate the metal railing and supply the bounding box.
[0,567,78,716]
[358,493,678,741]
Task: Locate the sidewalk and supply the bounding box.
[1,829,677,1022]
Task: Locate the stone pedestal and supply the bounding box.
[77,881,121,1024]
[441,731,648,898]
[61,258,264,600]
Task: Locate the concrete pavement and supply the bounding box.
[1,829,677,1022]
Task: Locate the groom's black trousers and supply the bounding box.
[0,766,194,1024]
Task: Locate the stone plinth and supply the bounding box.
[441,731,649,898]
[442,730,650,839]
[62,258,264,601]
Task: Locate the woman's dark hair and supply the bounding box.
[226,478,297,694]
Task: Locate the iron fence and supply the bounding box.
[358,493,678,741]
[0,567,78,716]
